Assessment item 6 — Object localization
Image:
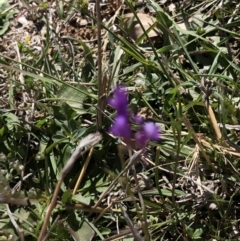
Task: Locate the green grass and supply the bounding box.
[1,0,240,240]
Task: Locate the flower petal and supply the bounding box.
[135,131,147,147]
[133,115,144,124]
[108,86,128,115]
[142,122,160,141]
[110,115,131,139]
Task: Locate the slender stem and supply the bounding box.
[96,0,103,129]
[73,147,94,194]
[37,177,63,241]
[127,148,150,241]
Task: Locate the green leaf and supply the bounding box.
[192,228,203,239]
[68,119,78,133]
[0,0,14,36]
[45,137,69,155]
[57,85,89,114]
[77,39,94,68]
[0,126,5,136]
[72,193,91,205]
[62,190,72,204]
[61,123,71,137]
[52,133,68,142]
[62,102,77,120]
[141,188,185,196]
[0,20,9,35]
[35,118,47,128]
[111,45,124,85]
[74,220,95,241]
[3,113,20,130]
[3,112,20,124]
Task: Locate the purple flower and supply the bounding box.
[109,86,160,147]
[110,115,131,139]
[133,115,144,124]
[135,122,160,148]
[142,122,160,141]
[108,86,128,116]
[109,86,131,140]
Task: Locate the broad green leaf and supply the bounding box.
[58,85,89,114]
[72,193,91,205]
[74,220,95,241]
[62,102,77,120]
[192,228,203,239]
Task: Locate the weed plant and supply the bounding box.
[1,0,240,240]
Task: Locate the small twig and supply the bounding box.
[14,173,32,191]
[188,145,203,195]
[90,150,142,217]
[6,204,25,241]
[218,123,240,131]
[2,3,18,15]
[100,228,141,241]
[93,203,114,224]
[73,147,94,194]
[66,203,108,213]
[200,78,222,141]
[42,216,60,241]
[120,204,143,241]
[128,149,150,241]
[37,133,102,241]
[183,116,216,170]
[205,100,222,140]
